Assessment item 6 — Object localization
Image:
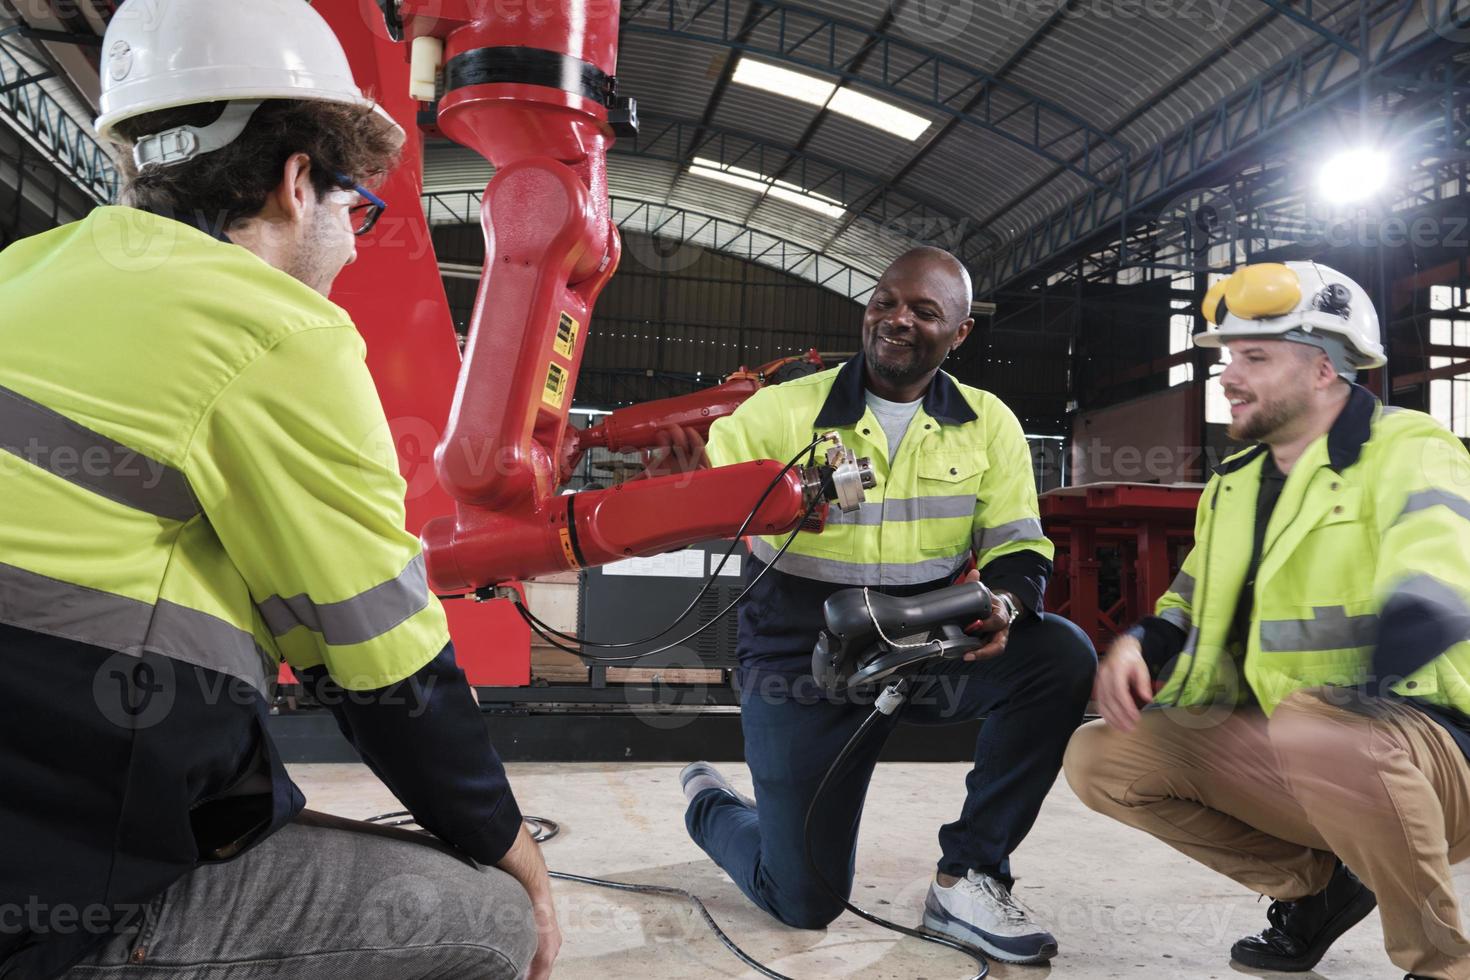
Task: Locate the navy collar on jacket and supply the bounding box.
[142,205,233,243]
[812,352,978,429]
[1215,383,1378,476]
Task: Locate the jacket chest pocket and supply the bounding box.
[915,450,984,553]
[1268,486,1375,605]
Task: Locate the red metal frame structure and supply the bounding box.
[1040,483,1202,651]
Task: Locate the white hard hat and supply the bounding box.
[1195,261,1386,375]
[96,0,403,166]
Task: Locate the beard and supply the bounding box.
[1228,387,1310,442]
[282,206,353,296]
[866,334,933,388]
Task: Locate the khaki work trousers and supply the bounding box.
[1064,688,1470,979]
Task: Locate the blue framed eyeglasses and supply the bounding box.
[333,172,388,236]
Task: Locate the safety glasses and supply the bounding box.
[331,172,388,236]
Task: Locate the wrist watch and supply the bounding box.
[994,591,1019,624]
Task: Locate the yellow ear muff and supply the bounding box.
[1223,263,1301,321]
[1202,276,1230,325]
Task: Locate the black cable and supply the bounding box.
[802,679,991,980]
[544,871,795,980]
[368,711,990,980]
[365,810,794,979]
[515,433,828,651]
[515,482,825,664]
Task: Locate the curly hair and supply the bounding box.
[110,99,401,227]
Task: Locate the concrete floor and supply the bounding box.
[291,761,1441,979]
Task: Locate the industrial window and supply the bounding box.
[1429,285,1470,438]
[1169,299,1194,387]
[1204,272,1232,425]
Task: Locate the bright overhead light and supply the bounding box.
[827,87,931,140]
[688,157,847,219]
[731,58,835,107]
[764,184,846,219]
[732,56,932,141]
[689,160,771,195]
[1318,147,1390,202]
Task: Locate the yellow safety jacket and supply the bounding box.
[0,206,453,978]
[707,353,1052,675]
[0,206,449,691]
[1152,386,1470,716]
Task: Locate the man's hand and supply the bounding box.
[496,823,561,980]
[957,569,1013,661]
[642,425,708,479]
[1095,633,1154,732]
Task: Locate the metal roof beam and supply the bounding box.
[0,33,115,201]
[817,3,1074,256]
[630,111,975,264]
[971,0,1446,296]
[422,190,880,303]
[730,2,901,228]
[620,0,1129,190]
[1252,0,1360,54]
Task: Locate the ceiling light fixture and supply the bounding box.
[688,157,847,218]
[731,56,932,141]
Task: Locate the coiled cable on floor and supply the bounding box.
[367,695,991,980]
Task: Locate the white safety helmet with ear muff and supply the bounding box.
[1194,261,1386,378]
[95,0,404,169]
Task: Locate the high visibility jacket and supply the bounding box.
[1152,385,1470,717]
[0,207,456,977]
[706,353,1052,676]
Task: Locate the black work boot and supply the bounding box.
[1230,862,1377,972]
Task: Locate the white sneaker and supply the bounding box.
[921,872,1058,964]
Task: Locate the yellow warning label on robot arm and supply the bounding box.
[554,312,580,359]
[542,361,569,409]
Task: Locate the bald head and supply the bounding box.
[861,246,977,401]
[883,246,973,325]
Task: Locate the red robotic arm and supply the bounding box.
[393,3,865,594]
[558,351,826,484]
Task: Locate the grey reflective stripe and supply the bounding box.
[0,384,199,523]
[1258,606,1378,652]
[825,503,884,527]
[0,560,266,693]
[1182,627,1199,654]
[1397,489,1470,525]
[1158,607,1192,632]
[258,554,430,646]
[826,494,974,527]
[1168,570,1195,604]
[885,494,975,522]
[749,537,969,586]
[973,517,1044,553]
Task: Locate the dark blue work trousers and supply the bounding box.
[684,612,1096,929]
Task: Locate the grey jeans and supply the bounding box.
[63,813,536,980]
